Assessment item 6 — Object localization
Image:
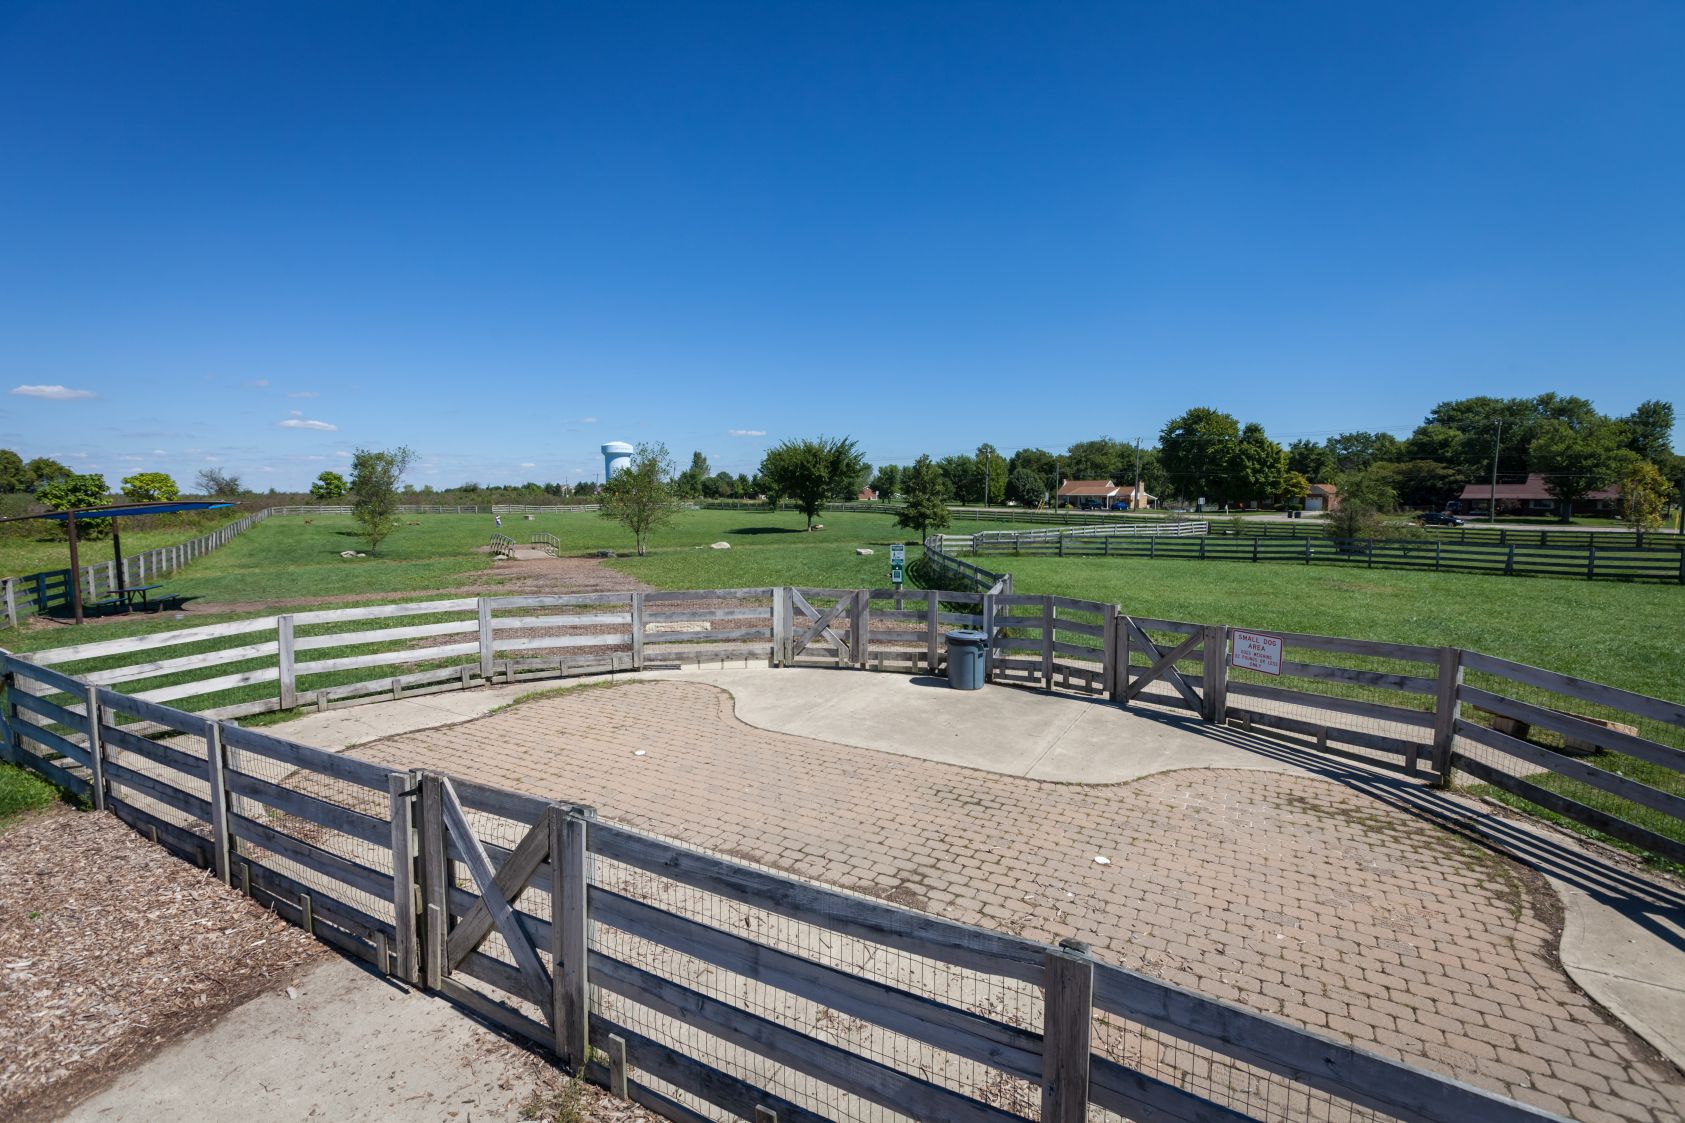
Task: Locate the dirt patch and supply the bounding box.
[0,805,327,1121]
[464,554,651,597]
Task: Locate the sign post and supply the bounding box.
[1230,629,1282,676]
[890,543,906,589]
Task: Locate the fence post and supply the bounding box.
[1041,597,1055,690]
[1041,941,1095,1123]
[925,589,940,673]
[204,721,232,886]
[418,773,447,989]
[83,683,106,812]
[388,771,419,983]
[1201,625,1229,725]
[853,590,870,668]
[477,598,495,681]
[3,578,15,629]
[981,590,996,683]
[1102,604,1119,703]
[630,592,646,670]
[277,615,297,709]
[554,806,592,1069]
[1431,647,1463,786]
[767,588,784,667]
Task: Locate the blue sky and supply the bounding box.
[2,1,1681,491]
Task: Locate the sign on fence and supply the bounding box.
[890,543,905,585]
[1230,629,1282,676]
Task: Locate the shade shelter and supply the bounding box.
[0,501,234,624]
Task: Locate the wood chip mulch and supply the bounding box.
[0,805,327,1121]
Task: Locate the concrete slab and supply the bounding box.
[63,958,557,1122]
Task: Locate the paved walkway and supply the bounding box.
[317,677,1684,1122]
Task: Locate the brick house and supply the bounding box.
[1456,474,1620,518]
[1055,480,1155,509]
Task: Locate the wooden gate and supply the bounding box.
[788,589,859,663]
[1119,616,1223,720]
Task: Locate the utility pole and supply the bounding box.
[1488,418,1503,524]
[1133,439,1142,510]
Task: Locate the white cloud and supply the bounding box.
[152,449,167,455]
[11,384,96,400]
[728,428,767,437]
[288,409,304,417]
[117,454,145,462]
[278,418,338,431]
[258,466,276,473]
[334,450,351,457]
[520,462,537,468]
[580,416,599,424]
[287,391,319,398]
[68,451,90,459]
[246,378,270,388]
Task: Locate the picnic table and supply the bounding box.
[90,584,173,614]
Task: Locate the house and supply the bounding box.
[1056,479,1155,510]
[1456,474,1620,517]
[1304,483,1338,513]
[857,487,878,502]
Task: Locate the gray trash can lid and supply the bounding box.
[945,630,987,645]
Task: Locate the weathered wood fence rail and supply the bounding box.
[0,646,1567,1123]
[956,530,1685,583]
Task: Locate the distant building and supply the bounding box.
[858,487,878,501]
[1457,474,1620,518]
[1056,480,1154,509]
[1304,483,1338,513]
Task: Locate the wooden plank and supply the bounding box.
[1457,685,1685,774]
[77,640,283,687]
[445,811,553,968]
[223,769,390,846]
[1267,630,1441,663]
[93,686,208,734]
[590,1018,829,1123]
[1453,718,1685,823]
[229,810,395,900]
[1040,946,1092,1123]
[1224,680,1435,729]
[204,722,232,885]
[102,759,213,822]
[389,772,418,983]
[644,606,770,623]
[1229,706,1421,761]
[26,616,278,665]
[478,598,495,678]
[293,619,478,650]
[590,952,1023,1123]
[1450,754,1685,866]
[134,665,282,704]
[220,723,395,791]
[642,645,775,662]
[491,613,631,630]
[495,634,633,653]
[289,597,479,625]
[1462,650,1685,730]
[641,588,773,601]
[446,773,555,825]
[1090,961,1560,1123]
[1122,622,1204,712]
[1088,1054,1260,1123]
[590,821,1044,982]
[1275,659,1438,696]
[438,977,553,1048]
[557,810,590,1068]
[419,775,447,989]
[589,886,1041,1082]
[438,780,554,1023]
[295,641,481,675]
[8,741,93,801]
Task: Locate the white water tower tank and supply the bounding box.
[602,441,634,479]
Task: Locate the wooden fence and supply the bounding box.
[0,646,1570,1123]
[957,529,1685,583]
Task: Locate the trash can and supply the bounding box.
[945,630,988,690]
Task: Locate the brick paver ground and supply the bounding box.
[352,681,1685,1122]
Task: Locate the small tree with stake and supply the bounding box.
[598,441,680,556]
[896,455,952,540]
[350,446,416,554]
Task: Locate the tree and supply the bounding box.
[1326,432,1403,473]
[598,441,679,555]
[1159,408,1241,505]
[1402,424,1464,467]
[1007,447,1060,483]
[1328,468,1398,541]
[1276,471,1311,508]
[895,455,951,539]
[38,472,111,538]
[757,437,867,529]
[1616,460,1670,531]
[1006,467,1047,508]
[349,446,417,553]
[1286,439,1337,483]
[0,449,29,493]
[1529,419,1631,521]
[1226,423,1287,506]
[195,467,244,497]
[310,470,348,500]
[935,455,981,504]
[1063,438,1127,482]
[25,456,73,491]
[1376,460,1464,510]
[121,471,179,502]
[674,451,710,498]
[1620,400,1675,465]
[869,464,901,500]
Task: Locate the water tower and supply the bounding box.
[601,441,633,479]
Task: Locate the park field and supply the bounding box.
[1,509,1679,707]
[1,508,250,577]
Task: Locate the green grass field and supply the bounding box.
[2,509,250,578]
[0,761,61,827]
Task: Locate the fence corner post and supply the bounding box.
[83,683,106,812]
[630,592,646,671]
[388,771,420,983]
[981,589,996,683]
[1102,604,1120,703]
[204,720,233,886]
[554,805,592,1070]
[768,587,786,667]
[1431,647,1464,786]
[925,589,940,674]
[1041,940,1095,1123]
[418,773,447,989]
[276,615,297,710]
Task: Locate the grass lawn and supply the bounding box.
[0,762,62,826]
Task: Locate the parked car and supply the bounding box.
[1414,511,1465,527]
